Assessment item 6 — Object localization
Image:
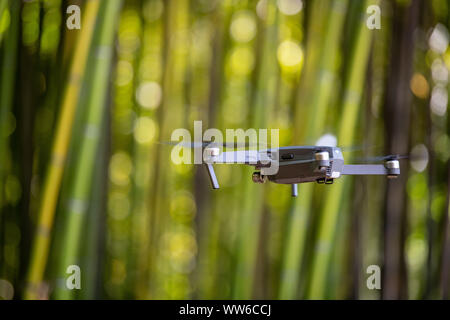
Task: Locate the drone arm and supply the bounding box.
[205,163,219,189]
[212,150,261,165]
[341,164,388,175]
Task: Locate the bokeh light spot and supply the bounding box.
[430,85,448,116]
[0,279,14,300]
[410,73,429,99]
[108,192,130,221]
[277,40,304,72]
[230,11,256,43]
[143,0,164,22]
[407,173,427,200]
[5,175,21,205]
[429,23,449,54]
[316,134,337,147]
[229,47,254,76]
[136,81,162,109]
[407,237,427,272]
[118,9,141,54]
[410,144,429,173]
[277,0,303,16]
[170,191,196,223]
[431,59,448,84]
[109,152,133,186]
[115,60,134,87]
[256,0,268,20]
[133,117,157,144]
[166,231,197,273]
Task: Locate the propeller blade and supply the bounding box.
[159,140,269,149]
[158,141,206,148]
[354,154,410,163]
[339,144,380,153]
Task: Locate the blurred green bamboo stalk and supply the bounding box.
[194,1,234,299]
[104,4,142,299]
[24,0,101,300]
[0,0,19,278]
[443,109,450,298]
[79,117,109,299]
[307,0,376,299]
[0,0,7,36]
[163,0,192,298]
[0,0,7,35]
[53,0,122,299]
[147,0,194,299]
[231,1,275,299]
[0,0,19,201]
[129,11,151,299]
[279,0,348,299]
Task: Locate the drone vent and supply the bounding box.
[326,161,333,176]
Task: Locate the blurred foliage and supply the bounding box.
[0,0,449,300]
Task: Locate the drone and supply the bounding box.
[168,141,402,197]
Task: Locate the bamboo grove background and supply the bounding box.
[0,0,449,300]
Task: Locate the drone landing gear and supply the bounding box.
[205,163,219,189]
[291,184,298,197]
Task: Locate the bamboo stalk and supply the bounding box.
[194,0,234,299]
[382,0,420,300]
[128,6,151,299]
[0,0,7,33]
[79,113,109,299]
[307,0,375,299]
[24,0,101,299]
[0,0,20,279]
[145,0,194,298]
[279,0,349,299]
[52,0,122,299]
[232,0,281,299]
[102,3,142,299]
[0,0,7,38]
[442,46,450,298]
[0,0,19,201]
[442,152,450,299]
